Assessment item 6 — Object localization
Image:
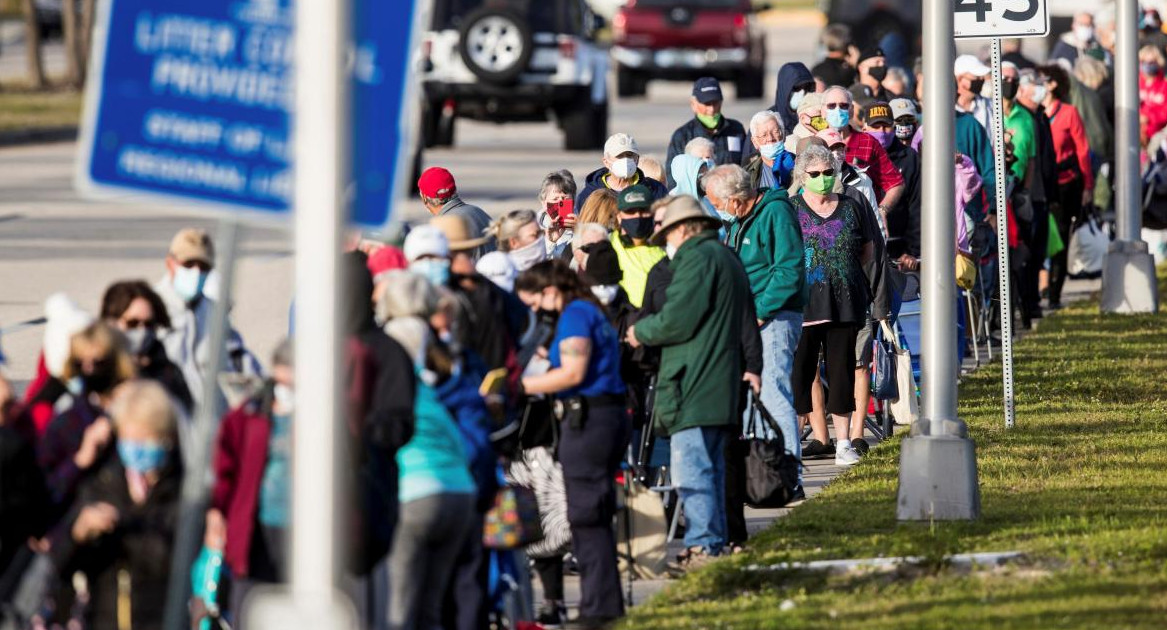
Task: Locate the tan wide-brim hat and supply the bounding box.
[169,228,215,266]
[649,195,721,246]
[430,215,490,252]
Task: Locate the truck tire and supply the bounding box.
[434,108,456,147]
[736,65,765,99]
[457,7,533,85]
[420,98,440,148]
[562,99,608,151]
[617,65,647,98]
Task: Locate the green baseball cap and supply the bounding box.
[617,184,652,212]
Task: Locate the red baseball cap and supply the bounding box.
[418,167,457,199]
[367,245,408,278]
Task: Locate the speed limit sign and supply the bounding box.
[953,0,1049,39]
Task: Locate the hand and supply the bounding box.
[756,319,764,327]
[72,503,119,543]
[625,325,641,349]
[986,214,998,234]
[561,213,577,230]
[1082,189,1094,207]
[898,254,919,271]
[743,373,761,394]
[204,508,226,551]
[74,417,113,470]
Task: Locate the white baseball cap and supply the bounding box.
[954,54,991,77]
[889,98,919,120]
[475,251,518,292]
[403,224,450,262]
[603,133,639,158]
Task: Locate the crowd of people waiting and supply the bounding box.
[0,6,1153,630]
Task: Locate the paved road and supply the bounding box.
[0,20,819,383]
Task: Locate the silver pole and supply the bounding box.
[163,217,239,630]
[919,3,957,428]
[1100,0,1160,313]
[989,39,1016,429]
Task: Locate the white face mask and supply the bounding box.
[1031,85,1048,104]
[591,284,620,305]
[1074,25,1094,43]
[610,157,637,179]
[507,237,548,272]
[665,242,678,259]
[172,265,208,304]
[789,90,806,112]
[273,383,294,414]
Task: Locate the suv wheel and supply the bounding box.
[736,65,765,99]
[562,98,608,151]
[457,7,533,85]
[616,65,647,98]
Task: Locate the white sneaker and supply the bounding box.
[835,446,861,466]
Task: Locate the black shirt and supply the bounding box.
[792,194,878,325]
[812,56,857,89]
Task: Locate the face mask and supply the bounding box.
[696,112,722,129]
[1031,85,1048,103]
[825,108,851,130]
[665,243,678,259]
[831,149,847,165]
[609,157,637,179]
[1001,80,1019,100]
[123,327,156,357]
[759,142,785,161]
[507,238,548,272]
[1074,25,1094,43]
[869,129,894,149]
[273,383,294,414]
[805,174,836,195]
[868,65,888,81]
[716,209,736,224]
[620,216,654,240]
[66,376,83,397]
[968,78,986,95]
[82,369,117,394]
[591,284,619,305]
[894,123,916,141]
[1142,63,1161,77]
[172,265,208,304]
[789,90,806,112]
[810,116,829,131]
[117,440,168,474]
[410,258,451,287]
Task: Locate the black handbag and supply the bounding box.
[744,391,801,509]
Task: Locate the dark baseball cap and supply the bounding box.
[692,77,723,104]
[617,185,653,212]
[858,47,885,64]
[863,101,894,126]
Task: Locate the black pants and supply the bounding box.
[442,516,488,630]
[723,382,751,547]
[1020,201,1050,317]
[792,323,859,416]
[1049,176,1085,305]
[556,403,630,621]
[533,556,565,602]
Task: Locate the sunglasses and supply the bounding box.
[806,169,836,178]
[122,318,156,330]
[181,260,212,273]
[824,102,849,110]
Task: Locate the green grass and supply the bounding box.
[623,271,1167,629]
[0,87,82,134]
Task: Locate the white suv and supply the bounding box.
[420,0,610,151]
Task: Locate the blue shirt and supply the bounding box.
[549,300,625,398]
[258,413,291,527]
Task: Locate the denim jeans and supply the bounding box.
[670,426,727,555]
[747,311,803,474]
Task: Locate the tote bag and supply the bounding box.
[882,321,918,426]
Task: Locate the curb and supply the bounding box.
[0,126,78,148]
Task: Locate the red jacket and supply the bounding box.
[1141,74,1167,142]
[1046,101,1094,192]
[210,394,273,578]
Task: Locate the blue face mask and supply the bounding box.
[825,108,851,130]
[759,142,785,161]
[410,259,450,287]
[117,440,168,474]
[172,265,208,304]
[789,90,806,112]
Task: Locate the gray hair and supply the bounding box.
[1018,68,1044,86]
[683,136,716,158]
[885,66,911,86]
[748,110,786,136]
[820,23,852,53]
[571,222,610,250]
[486,209,538,252]
[823,85,852,105]
[702,164,754,202]
[791,144,841,193]
[538,169,577,204]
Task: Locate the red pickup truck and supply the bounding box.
[611,0,768,99]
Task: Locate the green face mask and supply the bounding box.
[696,112,722,129]
[805,174,836,195]
[810,116,829,131]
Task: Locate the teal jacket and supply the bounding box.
[634,231,750,435]
[397,376,476,504]
[726,187,806,321]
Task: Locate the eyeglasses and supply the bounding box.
[122,318,156,330]
[806,169,836,178]
[824,102,849,110]
[181,260,212,273]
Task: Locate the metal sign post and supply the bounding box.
[988,38,1016,430]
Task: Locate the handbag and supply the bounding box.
[743,391,800,509]
[1067,214,1108,279]
[871,323,898,401]
[483,469,544,550]
[882,321,918,426]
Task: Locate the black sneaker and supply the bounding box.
[853,439,870,456]
[802,439,835,459]
[537,602,567,629]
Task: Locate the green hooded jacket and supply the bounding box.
[634,231,750,436]
[725,187,807,322]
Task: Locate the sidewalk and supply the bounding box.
[545,276,1103,615]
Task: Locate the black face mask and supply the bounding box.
[81,370,117,394]
[968,78,986,95]
[868,65,888,82]
[620,216,654,240]
[1001,79,1019,100]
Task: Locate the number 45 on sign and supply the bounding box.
[954,0,1050,39]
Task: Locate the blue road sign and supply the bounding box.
[76,0,421,227]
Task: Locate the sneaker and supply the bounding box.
[852,439,870,456]
[537,602,567,629]
[835,446,861,466]
[785,484,807,507]
[802,439,835,459]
